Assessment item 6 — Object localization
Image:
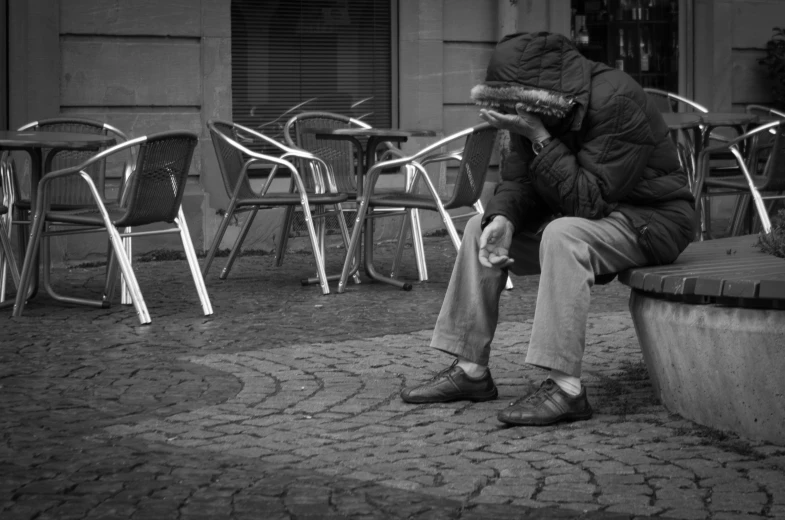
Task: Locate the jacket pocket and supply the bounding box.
[637,212,686,266]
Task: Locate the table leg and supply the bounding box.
[22,149,42,299]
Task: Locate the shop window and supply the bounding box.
[231,0,394,147]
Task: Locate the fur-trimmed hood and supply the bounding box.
[471,31,591,131]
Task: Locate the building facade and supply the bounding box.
[2,0,782,263]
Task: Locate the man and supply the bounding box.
[400,31,695,426]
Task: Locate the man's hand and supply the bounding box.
[479,215,515,269]
[479,104,550,142]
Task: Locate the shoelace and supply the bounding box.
[521,379,557,404]
[430,359,460,381]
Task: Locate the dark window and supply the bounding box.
[231,0,394,145]
[1,0,8,130]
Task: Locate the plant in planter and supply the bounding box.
[756,208,785,259]
[760,27,785,111]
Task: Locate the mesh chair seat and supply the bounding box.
[236,191,349,206]
[369,192,445,211]
[705,174,785,192]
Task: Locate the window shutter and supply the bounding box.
[231,0,393,149]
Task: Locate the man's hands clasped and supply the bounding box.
[479,215,515,270]
[479,103,551,143]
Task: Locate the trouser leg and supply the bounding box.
[525,212,649,377]
[430,214,540,366]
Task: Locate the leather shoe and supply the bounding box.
[497,379,593,426]
[401,361,498,403]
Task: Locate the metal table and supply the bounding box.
[0,131,117,307]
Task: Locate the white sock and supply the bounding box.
[457,359,487,378]
[548,370,582,396]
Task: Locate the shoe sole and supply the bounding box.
[401,388,499,404]
[497,409,593,426]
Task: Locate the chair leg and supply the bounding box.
[0,222,20,291]
[338,198,372,294]
[103,240,121,304]
[390,209,428,282]
[83,181,151,324]
[202,200,239,277]
[275,206,296,267]
[389,213,410,280]
[13,206,49,317]
[333,202,361,285]
[120,228,133,305]
[35,226,112,308]
[220,208,257,280]
[300,202,330,295]
[177,208,213,316]
[104,225,151,324]
[409,209,428,281]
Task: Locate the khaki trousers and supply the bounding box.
[430,212,649,377]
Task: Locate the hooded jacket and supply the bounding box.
[473,31,696,265]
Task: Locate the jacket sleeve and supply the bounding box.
[530,91,656,220]
[482,132,550,232]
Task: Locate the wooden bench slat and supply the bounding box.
[720,272,785,299]
[620,234,785,308]
[622,249,775,289]
[640,258,784,293]
[760,279,785,299]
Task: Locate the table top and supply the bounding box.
[698,112,758,127]
[619,235,785,307]
[0,131,116,149]
[661,112,702,130]
[303,127,437,139]
[753,113,785,124]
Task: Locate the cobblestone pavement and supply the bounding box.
[2,236,784,519]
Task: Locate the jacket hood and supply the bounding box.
[471,31,591,131]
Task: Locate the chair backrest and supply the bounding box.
[758,123,785,191]
[443,126,499,209]
[644,88,709,114]
[17,117,129,207]
[744,106,785,169]
[208,121,258,201]
[114,132,197,227]
[746,104,785,120]
[284,111,369,193]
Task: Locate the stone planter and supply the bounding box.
[629,290,785,445]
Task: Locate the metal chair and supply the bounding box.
[203,120,353,295]
[336,123,501,293]
[283,111,428,282]
[695,120,785,236]
[743,105,785,176]
[1,117,135,304]
[643,88,709,114]
[746,104,785,119]
[387,125,513,290]
[12,131,211,325]
[644,88,709,180]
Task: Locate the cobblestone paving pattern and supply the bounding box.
[2,236,784,519]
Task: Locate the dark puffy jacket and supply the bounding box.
[475,32,695,265]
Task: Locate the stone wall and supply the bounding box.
[694,0,785,111]
[7,0,231,263]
